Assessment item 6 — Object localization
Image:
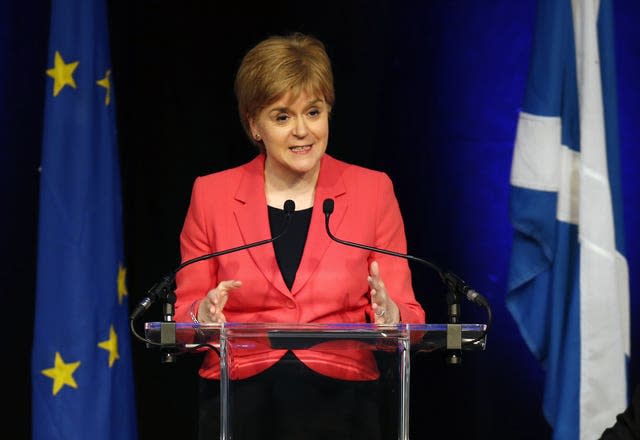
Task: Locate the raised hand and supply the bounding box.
[367,261,400,324]
[197,280,242,323]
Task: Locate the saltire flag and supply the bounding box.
[31,0,138,438]
[507,0,630,439]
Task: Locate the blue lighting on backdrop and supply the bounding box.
[3,0,638,438]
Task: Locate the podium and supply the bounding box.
[145,322,487,439]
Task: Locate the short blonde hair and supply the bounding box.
[234,33,335,149]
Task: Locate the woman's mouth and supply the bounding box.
[289,145,312,153]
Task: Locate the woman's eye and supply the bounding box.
[276,114,289,122]
[308,109,320,117]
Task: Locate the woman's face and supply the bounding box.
[249,89,329,180]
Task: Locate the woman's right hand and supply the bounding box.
[197,280,242,323]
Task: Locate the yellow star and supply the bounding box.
[117,263,128,304]
[46,51,79,97]
[96,69,111,106]
[41,352,81,396]
[98,325,120,367]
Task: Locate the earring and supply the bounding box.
[254,133,261,141]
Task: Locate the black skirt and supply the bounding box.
[197,351,390,440]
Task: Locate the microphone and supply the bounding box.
[130,199,296,321]
[322,198,490,317]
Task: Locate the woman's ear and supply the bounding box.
[248,115,257,138]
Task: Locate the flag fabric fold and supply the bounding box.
[31,0,137,438]
[507,0,629,439]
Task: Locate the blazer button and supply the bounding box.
[287,299,296,308]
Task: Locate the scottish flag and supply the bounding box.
[507,0,629,439]
[31,0,138,438]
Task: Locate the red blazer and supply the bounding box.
[174,153,425,380]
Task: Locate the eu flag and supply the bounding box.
[31,0,138,438]
[508,0,629,439]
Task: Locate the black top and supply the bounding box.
[268,206,312,290]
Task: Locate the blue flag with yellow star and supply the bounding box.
[31,0,138,438]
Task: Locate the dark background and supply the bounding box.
[3,1,639,438]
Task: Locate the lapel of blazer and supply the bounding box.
[291,154,347,295]
[233,155,291,298]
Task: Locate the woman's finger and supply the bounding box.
[200,280,242,322]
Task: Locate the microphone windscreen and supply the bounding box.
[322,198,334,214]
[283,199,295,213]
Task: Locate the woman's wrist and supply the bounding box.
[189,299,201,323]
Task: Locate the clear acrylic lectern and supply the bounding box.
[145,322,486,440]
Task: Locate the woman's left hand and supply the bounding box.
[368,261,400,324]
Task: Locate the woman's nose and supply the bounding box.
[292,116,308,138]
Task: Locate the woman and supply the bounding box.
[174,32,425,440]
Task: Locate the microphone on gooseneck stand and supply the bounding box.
[130,199,296,322]
[322,198,491,363]
[130,199,295,364]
